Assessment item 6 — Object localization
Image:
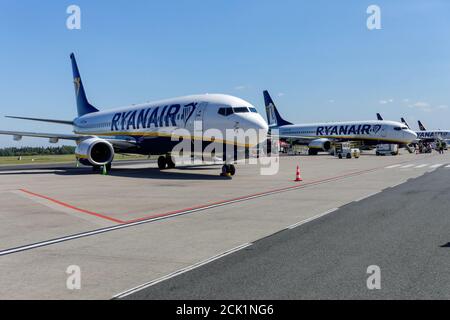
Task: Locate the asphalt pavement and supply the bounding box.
[124,168,450,299]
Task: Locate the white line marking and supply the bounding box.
[0,170,64,175]
[430,164,443,168]
[386,164,402,169]
[287,208,338,230]
[112,243,252,299]
[354,191,380,202]
[415,164,428,168]
[400,164,414,168]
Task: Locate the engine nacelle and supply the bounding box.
[308,138,331,151]
[75,138,114,166]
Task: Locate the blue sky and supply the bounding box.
[1,0,450,146]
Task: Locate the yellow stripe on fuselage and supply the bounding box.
[74,130,258,148]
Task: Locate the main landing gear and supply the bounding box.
[157,155,176,170]
[92,163,112,174]
[221,164,236,177]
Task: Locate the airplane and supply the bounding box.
[264,91,417,155]
[376,113,412,130]
[414,120,450,142]
[0,53,269,176]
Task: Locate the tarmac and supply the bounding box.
[0,151,448,299]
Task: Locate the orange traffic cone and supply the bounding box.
[295,165,302,182]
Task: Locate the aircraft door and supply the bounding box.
[380,126,387,138]
[186,102,208,135]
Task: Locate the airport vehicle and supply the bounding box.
[376,144,399,156]
[335,143,360,159]
[0,54,268,176]
[264,91,417,155]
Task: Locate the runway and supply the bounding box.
[0,151,448,299]
[122,168,450,300]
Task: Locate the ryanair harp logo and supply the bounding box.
[74,77,81,96]
[266,103,276,125]
[182,102,197,125]
[372,125,382,134]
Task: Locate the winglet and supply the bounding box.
[376,113,383,121]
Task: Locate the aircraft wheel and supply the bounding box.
[221,165,233,177]
[157,156,167,170]
[105,163,112,171]
[346,153,352,159]
[166,155,176,169]
[229,164,236,176]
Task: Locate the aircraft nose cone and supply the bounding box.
[407,130,418,143]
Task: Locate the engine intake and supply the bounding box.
[75,138,114,166]
[308,138,331,151]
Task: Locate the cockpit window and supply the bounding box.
[401,126,408,130]
[249,107,258,113]
[233,107,249,113]
[394,127,402,131]
[218,107,234,116]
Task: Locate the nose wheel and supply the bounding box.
[221,164,236,177]
[158,155,176,170]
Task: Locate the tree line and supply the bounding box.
[0,146,76,157]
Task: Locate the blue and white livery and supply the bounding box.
[1,54,268,176]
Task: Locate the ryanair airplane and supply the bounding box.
[415,120,450,142]
[0,54,268,176]
[264,91,417,155]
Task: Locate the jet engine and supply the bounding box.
[308,138,331,152]
[75,137,114,166]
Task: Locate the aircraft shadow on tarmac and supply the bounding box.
[0,166,228,180]
[440,242,450,248]
[48,166,229,180]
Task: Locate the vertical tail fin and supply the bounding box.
[70,53,99,116]
[418,120,427,131]
[376,113,383,121]
[401,117,410,129]
[263,90,292,127]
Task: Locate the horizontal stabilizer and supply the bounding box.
[6,116,73,125]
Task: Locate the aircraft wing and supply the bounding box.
[269,133,320,141]
[0,130,137,149]
[0,130,81,141]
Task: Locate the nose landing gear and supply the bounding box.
[158,155,176,170]
[221,164,236,177]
